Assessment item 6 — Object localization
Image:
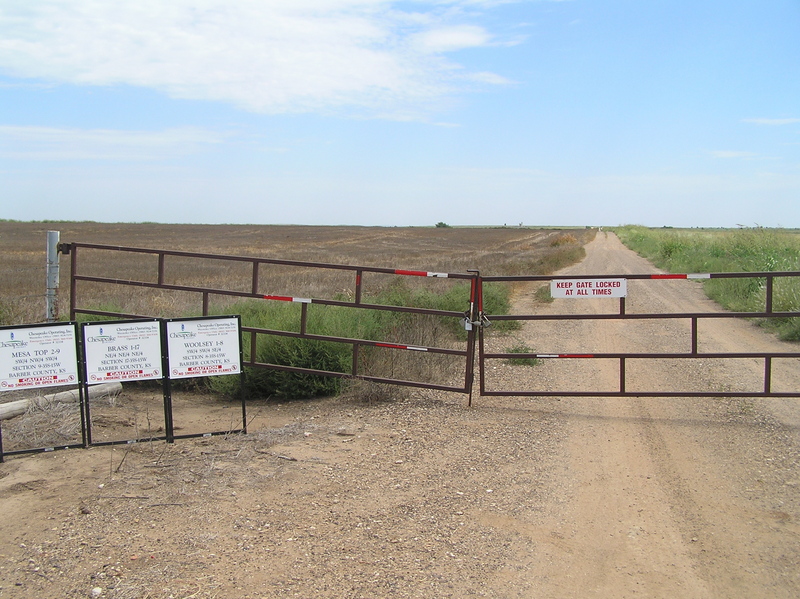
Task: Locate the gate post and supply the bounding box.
[465,270,481,406]
[46,231,60,322]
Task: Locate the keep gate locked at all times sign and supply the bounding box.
[550,278,628,298]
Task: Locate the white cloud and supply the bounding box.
[0,125,227,160]
[742,118,800,126]
[412,25,493,52]
[0,0,512,117]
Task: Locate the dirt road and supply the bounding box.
[1,233,799,598]
[485,232,800,598]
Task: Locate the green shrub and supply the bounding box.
[206,280,504,399]
[534,284,554,303]
[505,342,541,367]
[246,337,349,399]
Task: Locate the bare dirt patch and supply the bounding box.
[0,391,567,599]
[1,232,799,598]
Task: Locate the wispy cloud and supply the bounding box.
[0,80,55,90]
[742,118,800,126]
[467,71,516,85]
[0,1,514,118]
[411,25,494,53]
[0,125,226,160]
[710,150,757,159]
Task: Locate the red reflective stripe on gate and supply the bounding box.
[534,354,594,358]
[263,295,311,303]
[393,269,448,278]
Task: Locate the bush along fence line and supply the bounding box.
[0,315,245,461]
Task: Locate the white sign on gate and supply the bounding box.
[83,321,163,384]
[166,317,241,380]
[550,278,627,298]
[0,323,79,390]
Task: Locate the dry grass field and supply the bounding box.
[0,221,594,325]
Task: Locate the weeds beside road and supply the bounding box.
[615,225,800,340]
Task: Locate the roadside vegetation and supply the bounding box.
[615,226,800,341]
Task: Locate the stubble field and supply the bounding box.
[0,221,591,326]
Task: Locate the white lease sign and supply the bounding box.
[83,321,163,384]
[551,278,627,298]
[166,317,240,380]
[0,323,79,390]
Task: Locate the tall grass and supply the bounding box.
[615,226,800,340]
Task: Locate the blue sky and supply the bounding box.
[1,0,799,227]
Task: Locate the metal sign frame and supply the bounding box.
[0,322,83,460]
[80,318,168,447]
[164,315,246,441]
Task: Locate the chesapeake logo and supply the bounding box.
[169,323,196,339]
[1,331,27,349]
[86,327,116,343]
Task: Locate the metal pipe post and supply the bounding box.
[46,230,60,322]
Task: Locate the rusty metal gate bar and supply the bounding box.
[478,271,800,399]
[61,242,479,394]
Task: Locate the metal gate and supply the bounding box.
[477,271,800,400]
[61,243,800,402]
[62,242,479,395]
